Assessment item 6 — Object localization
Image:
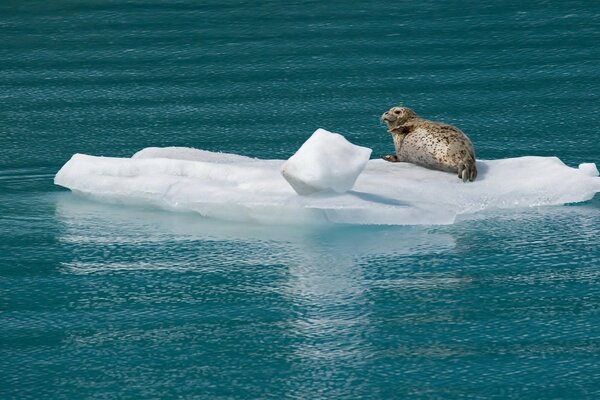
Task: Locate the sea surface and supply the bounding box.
[2,1,600,398]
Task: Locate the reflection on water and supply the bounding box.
[53,193,461,396]
[55,193,457,274]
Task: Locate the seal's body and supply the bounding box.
[381,106,477,182]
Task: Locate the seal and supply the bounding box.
[381,106,477,182]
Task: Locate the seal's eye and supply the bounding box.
[394,109,401,114]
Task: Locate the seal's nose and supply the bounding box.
[381,111,394,122]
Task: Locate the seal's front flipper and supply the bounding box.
[381,154,400,163]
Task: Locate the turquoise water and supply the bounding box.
[2,1,600,398]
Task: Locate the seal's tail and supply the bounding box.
[458,159,477,182]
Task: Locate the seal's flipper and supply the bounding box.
[381,154,400,163]
[457,160,477,182]
[458,162,466,181]
[469,164,478,181]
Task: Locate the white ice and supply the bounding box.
[280,129,372,195]
[55,143,600,226]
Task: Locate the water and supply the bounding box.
[2,0,600,398]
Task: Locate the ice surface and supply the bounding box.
[280,129,372,195]
[133,146,257,164]
[55,146,600,226]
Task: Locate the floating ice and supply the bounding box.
[280,129,372,195]
[578,163,599,177]
[55,144,600,225]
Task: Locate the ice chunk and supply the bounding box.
[54,148,600,226]
[579,163,599,177]
[280,129,372,195]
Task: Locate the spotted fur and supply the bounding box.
[381,106,477,182]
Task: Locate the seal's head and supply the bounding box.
[381,106,417,132]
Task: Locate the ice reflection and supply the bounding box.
[54,193,458,393]
[55,193,456,270]
[279,235,374,392]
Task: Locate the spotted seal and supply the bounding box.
[381,106,477,182]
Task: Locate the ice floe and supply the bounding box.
[55,134,600,226]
